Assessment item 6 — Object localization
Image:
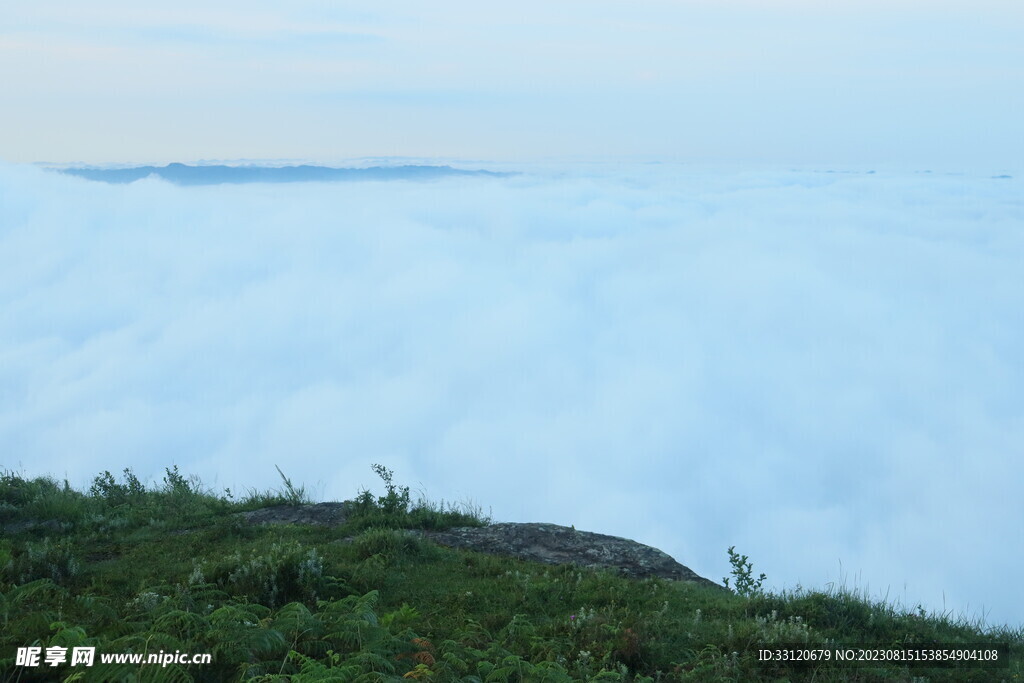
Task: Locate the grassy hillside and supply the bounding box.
[1,466,1019,682]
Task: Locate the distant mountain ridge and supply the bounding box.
[59,162,510,185]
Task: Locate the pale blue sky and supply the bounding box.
[1,0,1021,165]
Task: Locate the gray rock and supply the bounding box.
[419,522,722,589]
[235,502,353,526]
[234,505,720,588]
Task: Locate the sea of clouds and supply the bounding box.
[1,160,1021,627]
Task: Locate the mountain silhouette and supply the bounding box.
[60,163,510,185]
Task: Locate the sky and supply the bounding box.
[0,0,1022,166]
[2,162,1022,629]
[1,0,1023,629]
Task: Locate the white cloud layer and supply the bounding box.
[1,161,1022,628]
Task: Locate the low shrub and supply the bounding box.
[206,540,328,608]
[8,537,82,586]
[352,527,426,562]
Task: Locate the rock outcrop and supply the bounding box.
[419,523,721,588]
[236,502,353,527]
[237,503,720,589]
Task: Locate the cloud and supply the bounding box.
[1,161,1022,628]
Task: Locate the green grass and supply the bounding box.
[0,465,1019,682]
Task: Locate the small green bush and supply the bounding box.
[161,464,194,497]
[8,537,82,586]
[1,471,89,525]
[722,545,766,597]
[352,527,425,561]
[206,541,327,608]
[346,464,489,532]
[89,468,147,507]
[0,470,51,507]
